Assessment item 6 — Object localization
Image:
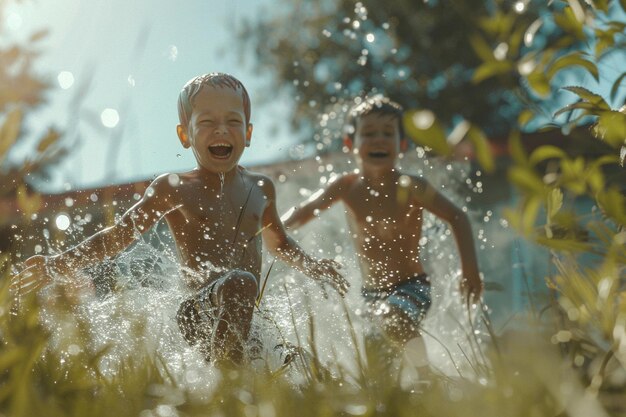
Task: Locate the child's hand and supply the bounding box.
[460,275,483,304]
[306,258,349,297]
[11,255,58,295]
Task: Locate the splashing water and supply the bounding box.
[260,151,492,381]
[35,152,493,392]
[218,172,225,197]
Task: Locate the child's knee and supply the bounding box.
[220,270,258,302]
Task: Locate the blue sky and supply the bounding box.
[5,0,299,190]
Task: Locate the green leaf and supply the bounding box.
[547,53,599,82]
[596,187,626,227]
[403,111,452,156]
[591,0,610,13]
[527,70,551,97]
[518,109,534,128]
[554,101,600,118]
[29,29,49,43]
[607,21,626,32]
[16,184,42,219]
[36,128,61,153]
[535,236,592,252]
[0,348,24,370]
[469,34,496,63]
[0,108,23,165]
[547,187,563,219]
[562,86,610,109]
[522,196,542,234]
[586,169,604,193]
[466,126,495,173]
[508,166,545,195]
[509,25,525,57]
[508,130,527,165]
[620,0,626,13]
[593,111,626,148]
[529,145,567,166]
[594,30,614,58]
[478,11,514,36]
[472,61,514,83]
[610,72,626,103]
[554,6,585,40]
[589,155,620,170]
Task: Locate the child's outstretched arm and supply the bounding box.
[12,175,178,294]
[413,178,483,301]
[259,176,349,296]
[281,175,349,229]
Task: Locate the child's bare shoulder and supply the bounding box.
[149,171,195,193]
[400,174,436,204]
[142,171,197,204]
[240,168,276,196]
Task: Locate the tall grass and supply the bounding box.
[2,252,624,417]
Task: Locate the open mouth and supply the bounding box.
[368,151,389,158]
[208,143,233,159]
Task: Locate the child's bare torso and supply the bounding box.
[338,172,427,290]
[152,167,268,289]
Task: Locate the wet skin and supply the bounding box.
[283,112,482,343]
[13,85,348,364]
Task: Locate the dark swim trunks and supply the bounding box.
[176,271,261,361]
[361,273,431,325]
[176,280,219,358]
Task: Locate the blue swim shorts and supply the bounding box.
[361,273,431,325]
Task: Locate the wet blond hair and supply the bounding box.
[177,72,251,129]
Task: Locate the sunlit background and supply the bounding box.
[4,0,625,193]
[4,0,299,191]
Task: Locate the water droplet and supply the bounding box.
[493,42,508,61]
[57,71,74,89]
[90,193,99,202]
[55,213,71,231]
[411,110,435,130]
[344,404,368,416]
[398,175,411,187]
[518,58,535,75]
[167,45,178,61]
[167,173,180,187]
[101,108,120,128]
[67,344,81,355]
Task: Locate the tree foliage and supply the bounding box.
[0,2,68,201]
[242,0,626,400]
[241,0,604,146]
[489,0,626,396]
